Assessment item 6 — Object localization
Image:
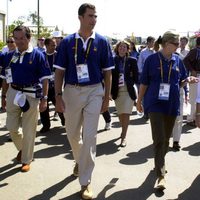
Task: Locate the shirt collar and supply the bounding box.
[16,45,33,55]
[159,51,176,62]
[75,32,95,40]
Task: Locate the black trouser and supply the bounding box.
[149,112,176,177]
[40,86,65,128]
[102,110,111,123]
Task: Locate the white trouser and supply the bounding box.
[187,83,197,122]
[63,84,104,186]
[172,88,184,142]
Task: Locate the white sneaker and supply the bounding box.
[104,123,111,130]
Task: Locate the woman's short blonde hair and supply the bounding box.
[161,31,179,45]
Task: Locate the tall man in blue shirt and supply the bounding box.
[54,3,114,199]
[1,26,51,172]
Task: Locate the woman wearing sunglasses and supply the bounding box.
[136,31,198,190]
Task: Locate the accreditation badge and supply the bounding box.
[118,73,125,87]
[158,83,170,100]
[76,64,90,83]
[11,55,19,63]
[5,67,13,83]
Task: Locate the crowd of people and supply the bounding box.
[0,3,200,200]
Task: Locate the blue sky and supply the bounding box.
[0,0,200,39]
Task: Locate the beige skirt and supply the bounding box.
[114,85,134,115]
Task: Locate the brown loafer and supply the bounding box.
[21,164,30,172]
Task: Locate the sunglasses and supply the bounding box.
[7,40,14,44]
[170,42,179,47]
[38,39,45,41]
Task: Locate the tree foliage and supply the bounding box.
[8,12,53,38]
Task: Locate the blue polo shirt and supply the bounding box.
[140,52,188,116]
[43,51,56,73]
[1,46,51,86]
[54,32,114,85]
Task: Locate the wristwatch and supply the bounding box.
[42,95,48,100]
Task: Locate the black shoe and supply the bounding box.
[61,119,65,126]
[186,121,196,127]
[173,141,181,151]
[40,126,50,133]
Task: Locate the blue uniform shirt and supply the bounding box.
[54,32,114,85]
[140,52,188,116]
[1,46,51,86]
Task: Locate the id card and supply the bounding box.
[158,83,170,100]
[76,64,90,83]
[11,55,19,63]
[5,67,13,83]
[118,73,125,87]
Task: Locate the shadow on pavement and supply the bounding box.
[0,163,21,183]
[34,126,72,160]
[173,174,200,200]
[119,144,154,165]
[29,175,78,200]
[182,123,196,134]
[181,141,200,156]
[96,170,158,200]
[96,137,120,157]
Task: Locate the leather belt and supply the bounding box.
[11,84,36,93]
[67,83,101,88]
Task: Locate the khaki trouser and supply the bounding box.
[187,83,197,122]
[6,86,39,164]
[172,88,184,142]
[63,83,104,186]
[149,112,176,177]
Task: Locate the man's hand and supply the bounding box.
[55,96,65,113]
[39,99,48,112]
[101,98,109,113]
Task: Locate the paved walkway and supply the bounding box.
[0,101,200,200]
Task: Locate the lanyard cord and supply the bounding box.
[75,38,92,65]
[159,55,173,83]
[45,53,55,71]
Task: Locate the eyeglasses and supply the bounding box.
[6,40,14,44]
[38,39,45,41]
[170,42,179,47]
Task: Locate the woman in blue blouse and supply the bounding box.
[136,31,198,190]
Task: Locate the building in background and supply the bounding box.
[0,10,6,42]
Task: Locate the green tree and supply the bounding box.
[8,12,52,38]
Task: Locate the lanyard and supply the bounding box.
[119,56,126,72]
[159,55,173,83]
[74,38,92,65]
[45,53,55,70]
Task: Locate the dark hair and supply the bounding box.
[78,3,95,16]
[180,36,188,43]
[196,37,200,46]
[13,25,31,39]
[147,36,155,43]
[114,41,130,56]
[44,38,54,46]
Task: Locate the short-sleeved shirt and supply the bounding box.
[140,52,188,116]
[54,32,114,86]
[1,46,51,86]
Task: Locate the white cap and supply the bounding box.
[52,31,62,38]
